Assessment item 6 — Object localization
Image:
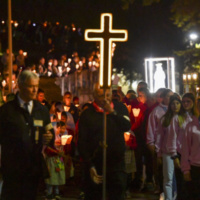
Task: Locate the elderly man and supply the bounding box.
[0,70,54,200]
[78,83,131,200]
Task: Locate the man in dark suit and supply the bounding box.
[0,70,54,200]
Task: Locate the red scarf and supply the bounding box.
[93,101,114,114]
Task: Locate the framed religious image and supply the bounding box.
[144,57,176,93]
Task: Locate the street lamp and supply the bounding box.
[190,33,198,40]
[189,32,198,46]
[182,67,199,94]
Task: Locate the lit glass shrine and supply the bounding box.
[144,57,176,93]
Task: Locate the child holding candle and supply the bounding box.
[44,121,68,200]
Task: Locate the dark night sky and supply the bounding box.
[0,0,185,74]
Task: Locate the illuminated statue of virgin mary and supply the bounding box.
[154,63,166,92]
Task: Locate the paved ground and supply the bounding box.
[36,182,159,200]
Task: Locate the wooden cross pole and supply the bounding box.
[85,13,128,200]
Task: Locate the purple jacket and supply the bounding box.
[181,117,200,173]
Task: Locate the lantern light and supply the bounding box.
[188,74,191,80]
[192,73,197,80]
[183,74,187,81]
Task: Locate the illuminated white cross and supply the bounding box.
[85,13,128,88]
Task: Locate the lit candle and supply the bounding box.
[12,80,15,89]
[64,62,68,67]
[79,61,83,66]
[76,64,79,70]
[3,96,6,102]
[183,74,187,81]
[48,62,52,66]
[132,108,140,118]
[88,61,92,67]
[66,67,71,73]
[61,135,73,145]
[14,22,18,27]
[92,61,96,66]
[57,112,61,120]
[68,58,72,63]
[124,132,130,142]
[2,80,6,87]
[58,66,62,73]
[23,52,27,56]
[47,71,52,77]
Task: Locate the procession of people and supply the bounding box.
[0,69,200,200]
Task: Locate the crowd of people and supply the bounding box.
[0,19,100,78]
[0,70,200,200]
[0,48,100,82]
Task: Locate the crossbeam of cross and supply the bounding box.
[85,13,128,88]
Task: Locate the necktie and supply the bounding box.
[24,102,29,113]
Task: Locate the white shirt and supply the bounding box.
[17,95,33,114]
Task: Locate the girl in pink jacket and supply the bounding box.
[156,95,183,200]
[181,93,200,200]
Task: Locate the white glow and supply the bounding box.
[193,73,197,80]
[2,80,6,87]
[131,81,138,91]
[183,74,187,81]
[14,22,18,27]
[47,71,52,77]
[171,58,175,92]
[85,13,128,88]
[112,43,116,48]
[190,33,198,40]
[149,60,153,93]
[58,66,62,73]
[88,62,92,67]
[132,108,140,117]
[68,58,72,63]
[66,67,71,73]
[145,59,148,84]
[79,61,83,66]
[144,57,176,92]
[154,63,166,92]
[188,74,191,80]
[111,74,115,80]
[76,64,79,70]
